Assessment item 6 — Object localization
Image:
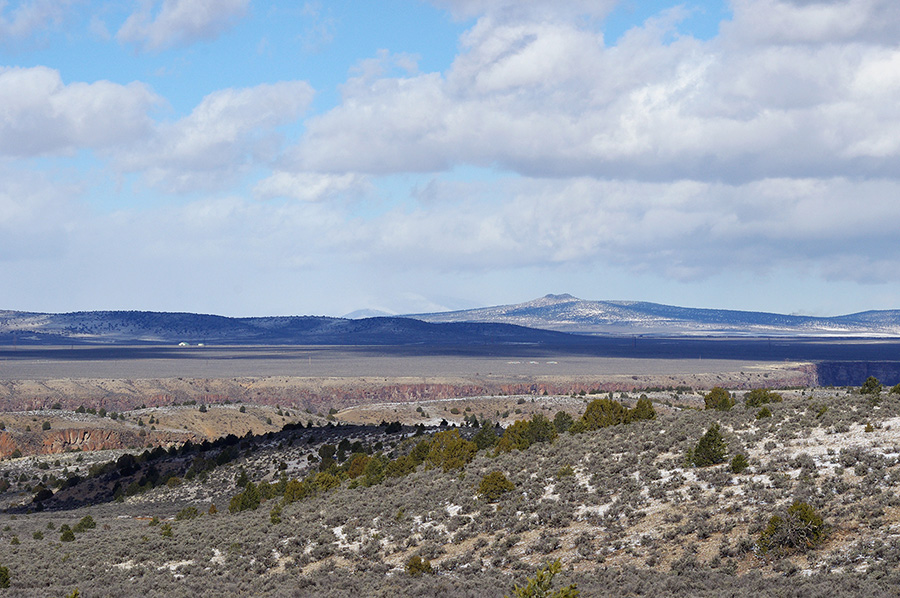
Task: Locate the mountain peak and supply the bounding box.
[542,293,578,301]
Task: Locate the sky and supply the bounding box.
[2,0,900,318]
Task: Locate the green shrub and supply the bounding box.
[229,481,261,513]
[552,411,574,433]
[508,558,579,598]
[60,525,75,542]
[571,398,627,433]
[758,501,827,554]
[756,407,772,419]
[730,454,749,473]
[424,429,477,470]
[744,388,783,407]
[497,414,558,452]
[405,555,433,577]
[704,387,734,411]
[175,506,198,521]
[891,383,900,394]
[627,395,656,422]
[478,471,515,502]
[689,424,727,467]
[860,376,882,395]
[473,423,499,449]
[72,515,96,533]
[0,564,9,589]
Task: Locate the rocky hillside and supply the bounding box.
[3,385,900,596]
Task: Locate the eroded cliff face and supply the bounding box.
[0,364,817,414]
[0,428,196,459]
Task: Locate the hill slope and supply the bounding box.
[0,310,583,346]
[411,293,900,336]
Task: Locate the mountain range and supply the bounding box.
[410,294,900,336]
[2,294,900,345]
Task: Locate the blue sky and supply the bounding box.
[2,0,900,318]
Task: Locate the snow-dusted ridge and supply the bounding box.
[409,294,900,337]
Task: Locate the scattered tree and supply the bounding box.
[730,453,750,474]
[508,558,579,598]
[405,555,433,577]
[744,388,783,407]
[552,411,574,433]
[758,501,827,554]
[704,387,734,411]
[689,423,727,467]
[478,471,515,502]
[860,376,882,395]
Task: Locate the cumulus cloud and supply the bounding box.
[117,0,250,51]
[725,0,900,45]
[359,176,900,284]
[0,66,160,157]
[116,81,315,192]
[288,0,900,183]
[0,0,75,41]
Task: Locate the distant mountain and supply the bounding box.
[0,310,582,346]
[409,294,900,336]
[342,309,395,319]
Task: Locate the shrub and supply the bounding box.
[757,501,827,554]
[473,423,499,450]
[860,376,882,395]
[571,398,628,432]
[756,407,772,419]
[704,387,734,411]
[229,481,261,513]
[744,389,783,407]
[550,411,572,433]
[0,564,8,589]
[60,525,75,542]
[689,424,727,467]
[72,515,96,532]
[730,454,749,474]
[175,506,198,521]
[478,471,515,502]
[41,421,51,431]
[405,555,433,577]
[508,558,579,598]
[891,383,900,394]
[424,429,477,471]
[627,395,656,422]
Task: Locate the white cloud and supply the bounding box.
[358,176,900,284]
[0,167,82,261]
[725,0,900,45]
[0,0,75,41]
[287,1,900,182]
[117,0,250,51]
[253,172,371,202]
[429,0,616,23]
[116,81,314,192]
[0,66,160,157]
